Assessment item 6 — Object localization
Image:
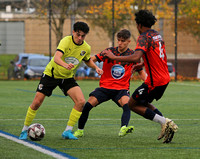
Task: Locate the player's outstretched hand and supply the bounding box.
[101,49,116,60]
[96,67,103,76]
[131,62,144,73]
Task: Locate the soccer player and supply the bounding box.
[74,29,146,138]
[19,21,103,140]
[102,10,178,143]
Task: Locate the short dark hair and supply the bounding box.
[117,29,131,40]
[135,10,157,28]
[73,21,90,34]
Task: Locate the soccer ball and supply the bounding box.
[28,123,45,141]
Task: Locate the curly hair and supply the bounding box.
[135,10,157,28]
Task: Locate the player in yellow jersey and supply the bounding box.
[19,21,103,140]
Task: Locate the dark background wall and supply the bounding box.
[168,59,200,77]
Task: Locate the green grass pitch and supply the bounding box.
[0,80,200,159]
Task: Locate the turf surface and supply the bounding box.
[0,80,200,159]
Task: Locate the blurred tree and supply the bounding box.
[178,0,200,41]
[81,0,172,45]
[31,0,174,46]
[82,0,135,45]
[32,0,75,46]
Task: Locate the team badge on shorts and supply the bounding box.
[38,84,43,90]
[111,64,125,79]
[80,51,86,56]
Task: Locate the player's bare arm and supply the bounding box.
[84,58,103,76]
[91,55,97,63]
[132,61,145,72]
[102,49,143,63]
[54,50,74,70]
[138,70,147,81]
[131,62,146,81]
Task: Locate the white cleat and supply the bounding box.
[158,118,178,142]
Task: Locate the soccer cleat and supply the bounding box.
[19,130,28,140]
[118,126,134,137]
[157,118,178,141]
[74,129,84,137]
[157,118,171,140]
[163,119,178,143]
[62,130,78,140]
[163,128,175,143]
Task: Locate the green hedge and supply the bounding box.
[0,54,16,79]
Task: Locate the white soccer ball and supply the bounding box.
[28,123,45,141]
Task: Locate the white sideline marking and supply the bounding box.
[170,82,200,87]
[0,118,200,121]
[0,131,75,159]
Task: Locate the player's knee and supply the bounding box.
[128,98,137,109]
[31,99,43,109]
[76,98,86,107]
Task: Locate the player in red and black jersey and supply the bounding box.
[96,46,138,91]
[103,10,178,143]
[74,29,146,138]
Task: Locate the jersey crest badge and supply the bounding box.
[65,57,79,65]
[80,51,86,56]
[111,64,125,79]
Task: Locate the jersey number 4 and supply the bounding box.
[159,41,164,60]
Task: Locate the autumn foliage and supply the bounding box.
[84,0,173,41]
[178,0,200,41]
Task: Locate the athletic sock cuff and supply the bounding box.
[143,108,156,120]
[67,108,82,127]
[122,104,130,111]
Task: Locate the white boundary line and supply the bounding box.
[0,130,76,159]
[0,118,200,121]
[170,82,200,87]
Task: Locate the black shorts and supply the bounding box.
[36,74,79,96]
[131,82,168,105]
[89,87,130,107]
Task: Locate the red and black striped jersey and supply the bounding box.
[135,29,170,89]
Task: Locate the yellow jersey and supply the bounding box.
[43,36,91,79]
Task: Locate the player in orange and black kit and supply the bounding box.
[103,10,178,143]
[74,29,146,137]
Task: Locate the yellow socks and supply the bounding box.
[67,108,82,128]
[23,107,81,132]
[24,107,38,126]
